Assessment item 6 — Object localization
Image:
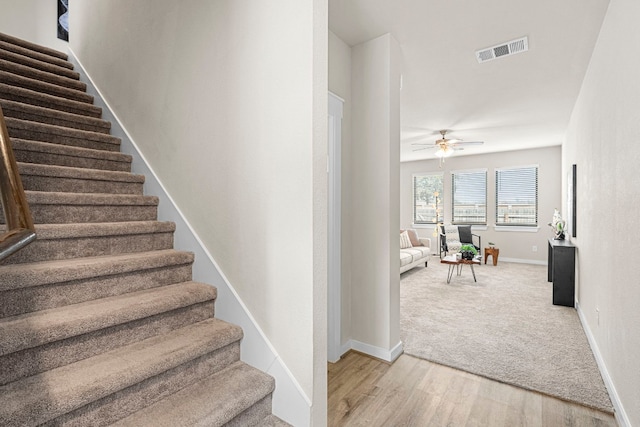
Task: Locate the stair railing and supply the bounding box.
[0,105,36,261]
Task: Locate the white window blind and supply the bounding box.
[413,173,443,224]
[451,170,487,224]
[495,166,538,226]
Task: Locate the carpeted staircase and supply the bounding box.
[0,32,289,426]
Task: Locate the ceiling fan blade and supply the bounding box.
[450,140,484,146]
[412,147,429,151]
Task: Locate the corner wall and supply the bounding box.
[349,33,402,359]
[328,31,353,350]
[564,0,639,424]
[68,1,327,425]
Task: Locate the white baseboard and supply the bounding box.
[339,341,352,359]
[499,257,547,265]
[389,341,404,361]
[576,301,630,427]
[346,339,403,362]
[67,49,310,427]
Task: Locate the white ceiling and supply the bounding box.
[329,0,610,162]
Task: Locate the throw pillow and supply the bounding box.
[406,229,423,246]
[444,225,460,243]
[400,230,413,249]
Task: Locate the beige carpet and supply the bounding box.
[400,257,613,413]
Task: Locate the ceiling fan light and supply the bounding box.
[435,147,453,158]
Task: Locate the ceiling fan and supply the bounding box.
[412,130,484,165]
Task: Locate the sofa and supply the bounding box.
[400,229,431,273]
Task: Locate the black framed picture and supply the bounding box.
[568,164,577,238]
[57,0,69,42]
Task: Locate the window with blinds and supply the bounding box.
[451,169,487,224]
[413,173,444,224]
[495,166,538,226]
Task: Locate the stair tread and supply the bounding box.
[0,41,71,70]
[112,361,274,427]
[0,47,79,80]
[0,249,194,291]
[7,117,119,144]
[0,318,243,426]
[18,162,143,183]
[0,58,85,91]
[26,220,176,239]
[0,221,175,265]
[12,138,130,163]
[0,70,93,103]
[0,32,69,61]
[25,190,158,205]
[0,281,217,356]
[8,191,160,225]
[17,162,144,195]
[262,415,293,426]
[0,82,102,117]
[1,99,110,130]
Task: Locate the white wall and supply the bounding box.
[310,2,328,424]
[349,33,402,359]
[69,1,327,425]
[328,31,352,349]
[0,0,68,52]
[564,0,640,424]
[401,146,562,263]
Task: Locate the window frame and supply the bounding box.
[412,172,444,226]
[495,165,539,227]
[451,168,487,225]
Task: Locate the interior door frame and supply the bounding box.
[328,91,343,363]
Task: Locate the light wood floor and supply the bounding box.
[328,351,617,427]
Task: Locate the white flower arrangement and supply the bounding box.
[549,208,566,240]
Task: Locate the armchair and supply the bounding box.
[439,225,481,258]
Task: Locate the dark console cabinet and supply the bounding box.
[547,239,576,307]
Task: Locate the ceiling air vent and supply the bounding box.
[476,36,529,63]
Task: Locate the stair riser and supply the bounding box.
[0,302,215,386]
[0,59,86,91]
[13,147,131,172]
[0,262,193,318]
[0,48,79,80]
[42,342,241,427]
[0,83,102,118]
[1,105,110,134]
[7,124,120,152]
[0,203,158,224]
[1,71,93,104]
[20,175,143,195]
[0,231,174,264]
[227,396,274,427]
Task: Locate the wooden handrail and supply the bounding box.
[0,105,36,261]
